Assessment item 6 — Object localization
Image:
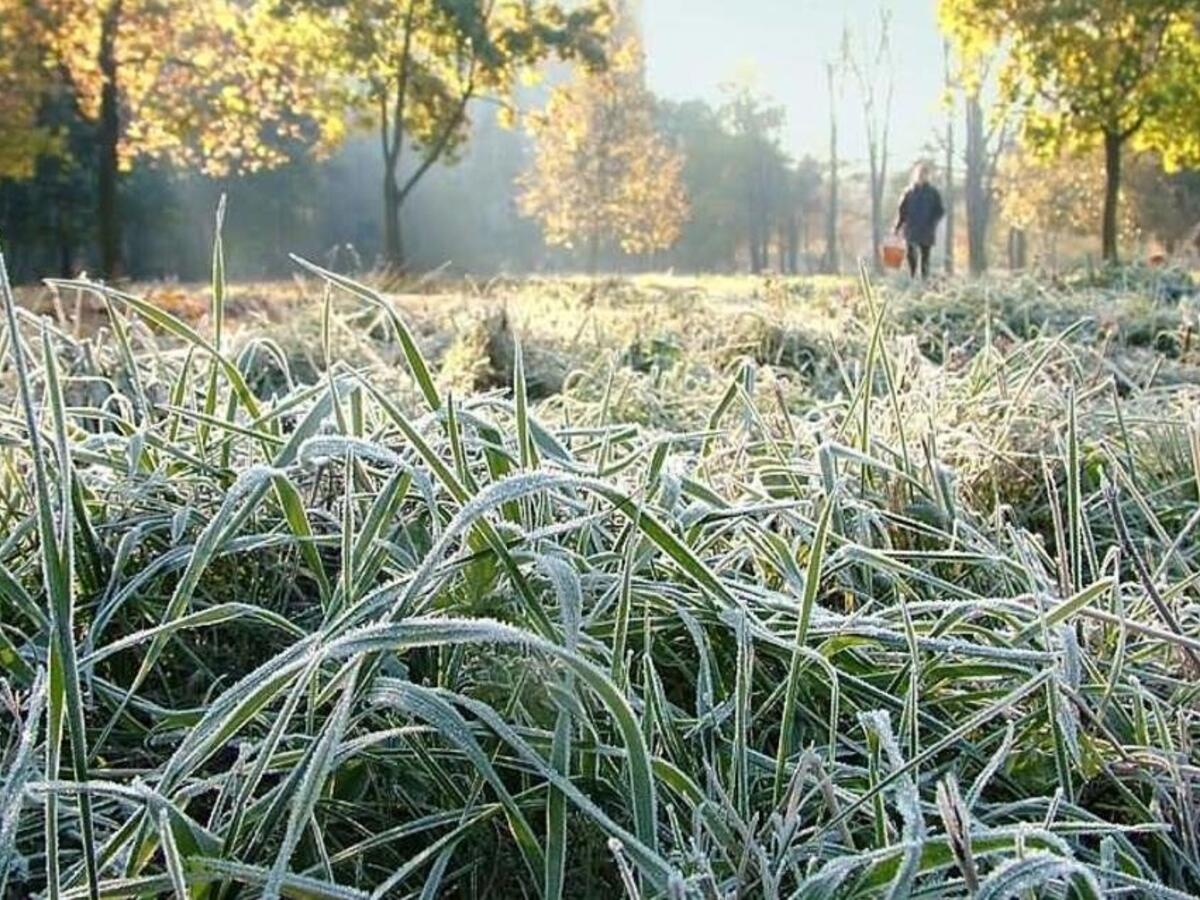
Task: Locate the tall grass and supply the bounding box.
[2,237,1199,898]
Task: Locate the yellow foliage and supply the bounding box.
[518,34,689,257]
[940,0,1200,163]
[996,147,1140,242]
[0,2,60,178]
[0,0,346,179]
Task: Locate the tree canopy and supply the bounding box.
[519,35,688,269]
[280,0,609,269]
[940,0,1200,262]
[0,0,343,274]
[0,10,58,180]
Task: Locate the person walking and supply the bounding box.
[894,162,945,279]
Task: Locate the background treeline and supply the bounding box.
[0,86,833,283]
[2,0,1200,283]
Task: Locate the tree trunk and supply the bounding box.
[1007,227,1026,271]
[964,94,988,276]
[944,129,954,275]
[57,213,73,278]
[586,231,600,279]
[97,1,122,279]
[48,157,75,278]
[943,43,955,276]
[868,147,883,273]
[382,167,403,269]
[584,231,602,302]
[749,232,762,274]
[748,178,762,273]
[1102,129,1122,264]
[379,7,417,272]
[786,213,799,274]
[758,151,771,273]
[865,115,890,274]
[823,62,839,274]
[801,214,811,272]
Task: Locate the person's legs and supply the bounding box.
[919,244,932,279]
[906,242,918,277]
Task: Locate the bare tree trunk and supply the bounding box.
[964,94,986,275]
[1007,227,1026,271]
[748,172,763,273]
[1102,128,1122,264]
[848,13,893,274]
[749,230,762,273]
[943,42,955,276]
[786,213,799,274]
[383,165,403,269]
[802,212,813,272]
[97,0,123,279]
[868,147,883,273]
[380,2,417,271]
[823,61,840,274]
[759,150,772,273]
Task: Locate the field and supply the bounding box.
[3,248,1200,899]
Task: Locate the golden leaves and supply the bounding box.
[0,0,349,178]
[518,34,689,256]
[942,0,1200,166]
[0,0,62,177]
[996,146,1140,241]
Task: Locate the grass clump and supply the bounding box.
[2,240,1200,899]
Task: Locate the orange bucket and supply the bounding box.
[881,238,906,270]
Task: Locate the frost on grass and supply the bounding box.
[2,260,1199,896]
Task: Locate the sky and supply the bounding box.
[641,0,947,171]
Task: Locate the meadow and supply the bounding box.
[2,244,1200,898]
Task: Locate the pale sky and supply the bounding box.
[642,0,947,171]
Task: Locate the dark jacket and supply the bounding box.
[895,182,945,246]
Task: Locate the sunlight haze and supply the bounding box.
[643,0,945,168]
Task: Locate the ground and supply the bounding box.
[2,265,1200,898]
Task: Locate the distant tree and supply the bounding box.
[823,60,843,274]
[719,82,787,274]
[940,0,1200,264]
[1127,154,1200,255]
[944,43,1013,276]
[518,35,687,274]
[844,9,894,272]
[284,0,608,272]
[779,157,824,274]
[941,41,955,275]
[657,99,741,270]
[996,146,1140,270]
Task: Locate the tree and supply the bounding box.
[720,82,787,274]
[996,145,1140,270]
[940,0,1200,264]
[657,99,741,270]
[0,0,337,278]
[285,0,607,271]
[961,89,1010,275]
[518,35,687,274]
[844,9,894,272]
[779,157,824,274]
[947,47,1013,276]
[823,60,842,274]
[942,41,956,275]
[1127,154,1200,254]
